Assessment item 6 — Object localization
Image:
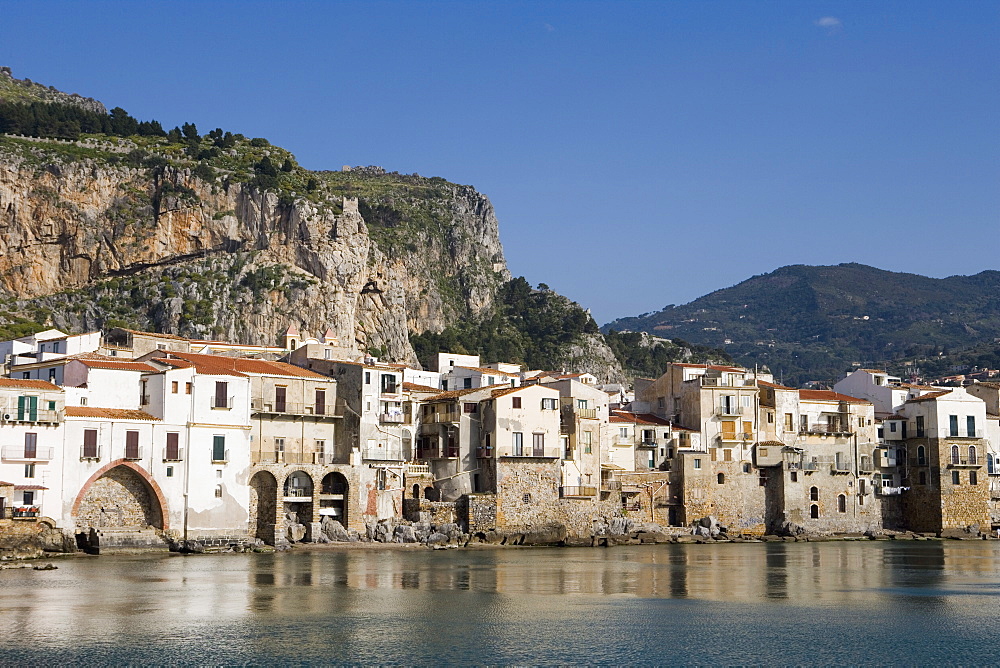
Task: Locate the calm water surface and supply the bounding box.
[2,541,1000,664]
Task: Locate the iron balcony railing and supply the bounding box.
[602,480,622,491]
[1,446,54,461]
[284,487,311,498]
[11,507,40,519]
[801,424,852,435]
[948,457,981,467]
[380,412,406,424]
[362,445,404,461]
[123,447,143,461]
[211,449,230,464]
[251,398,345,417]
[163,447,184,462]
[561,485,598,498]
[251,451,333,465]
[210,396,235,410]
[80,445,102,461]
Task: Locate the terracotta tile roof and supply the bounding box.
[65,407,160,421]
[402,382,440,393]
[426,385,505,402]
[491,384,545,399]
[882,414,907,421]
[798,389,870,404]
[14,484,47,490]
[153,351,329,379]
[976,382,1000,390]
[609,414,630,424]
[758,380,794,390]
[755,440,785,447]
[611,410,672,426]
[900,383,939,390]
[323,359,400,371]
[0,378,60,391]
[987,414,1000,420]
[906,390,953,403]
[73,355,159,372]
[456,366,520,377]
[0,481,14,486]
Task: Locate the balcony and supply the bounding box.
[716,406,743,417]
[576,408,598,420]
[946,429,985,439]
[251,398,344,418]
[802,460,819,471]
[253,451,331,465]
[561,485,598,498]
[163,447,184,462]
[1,446,54,461]
[212,449,230,464]
[948,457,981,468]
[800,424,852,436]
[11,507,40,519]
[602,480,622,491]
[210,396,234,410]
[427,411,461,424]
[362,445,404,461]
[380,412,405,424]
[123,447,143,461]
[476,446,493,459]
[405,463,431,475]
[1,409,61,424]
[283,487,312,502]
[637,440,658,449]
[831,461,852,474]
[80,445,102,461]
[991,489,1000,501]
[877,486,908,496]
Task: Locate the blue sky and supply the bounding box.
[1,1,996,324]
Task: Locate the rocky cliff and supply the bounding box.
[0,135,508,365]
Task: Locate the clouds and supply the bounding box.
[814,16,843,32]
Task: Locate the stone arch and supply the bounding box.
[72,461,166,530]
[424,486,439,501]
[282,470,313,542]
[320,471,349,526]
[249,470,278,544]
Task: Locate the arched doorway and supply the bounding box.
[249,470,278,545]
[319,472,349,528]
[74,464,164,530]
[283,471,313,543]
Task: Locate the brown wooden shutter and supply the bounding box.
[315,389,325,415]
[721,421,736,440]
[84,429,98,457]
[125,430,139,459]
[275,386,286,412]
[166,432,179,460]
[215,381,228,408]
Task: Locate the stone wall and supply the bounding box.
[75,466,163,529]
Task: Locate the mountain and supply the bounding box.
[604,263,1000,386]
[0,67,648,379]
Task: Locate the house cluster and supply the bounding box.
[1,325,997,553]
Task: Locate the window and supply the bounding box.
[767,412,774,424]
[642,429,654,443]
[214,381,229,409]
[523,493,532,504]
[166,466,174,477]
[315,389,326,415]
[919,471,927,485]
[275,438,285,455]
[916,415,924,437]
[532,433,545,457]
[463,377,472,389]
[463,402,477,414]
[185,382,192,394]
[743,463,751,473]
[717,473,725,485]
[952,471,960,485]
[512,396,521,409]
[969,445,977,465]
[890,422,897,433]
[365,372,371,384]
[724,449,732,462]
[917,446,926,466]
[213,435,226,462]
[810,486,819,501]
[693,458,701,469]
[967,416,976,437]
[21,372,29,379]
[316,439,326,463]
[838,495,846,512]
[24,463,35,478]
[582,430,593,454]
[562,435,571,460]
[125,430,139,459]
[324,348,332,360]
[721,421,736,440]
[951,445,960,465]
[859,479,866,496]
[800,415,808,432]
[83,429,98,458]
[989,454,996,475]
[970,471,978,485]
[950,415,959,437]
[23,491,34,506]
[858,417,864,428]
[275,386,287,412]
[512,432,523,456]
[487,376,495,385]
[541,398,558,410]
[784,413,793,431]
[24,433,36,459]
[790,471,798,482]
[165,432,179,461]
[48,369,56,382]
[577,399,588,410]
[172,381,178,394]
[810,504,819,519]
[381,374,398,394]
[658,397,666,409]
[215,485,223,498]
[620,427,629,439]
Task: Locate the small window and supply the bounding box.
[838,494,846,513]
[790,471,798,482]
[166,466,174,477]
[742,463,751,473]
[810,504,819,519]
[512,396,521,409]
[24,463,35,478]
[810,486,819,501]
[365,372,371,384]
[48,369,56,382]
[693,458,701,469]
[185,382,192,394]
[523,493,532,504]
[970,471,978,485]
[463,402,477,414]
[215,485,223,498]
[717,473,725,484]
[463,377,473,389]
[767,412,774,424]
[952,471,960,485]
[172,381,178,394]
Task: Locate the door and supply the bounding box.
[83,429,98,458]
[533,433,545,457]
[275,386,287,413]
[166,432,179,461]
[315,389,325,415]
[24,433,37,459]
[125,430,139,459]
[17,396,38,421]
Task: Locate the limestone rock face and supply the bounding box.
[0,144,509,364]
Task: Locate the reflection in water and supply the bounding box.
[3,541,1000,664]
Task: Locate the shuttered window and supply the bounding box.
[125,430,140,459]
[83,429,98,458]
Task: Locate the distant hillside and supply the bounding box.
[604,263,1000,386]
